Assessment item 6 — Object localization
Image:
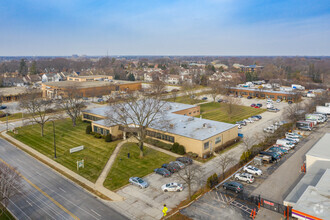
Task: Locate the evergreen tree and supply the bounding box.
[30,61,38,75]
[127,73,135,81]
[19,59,28,76]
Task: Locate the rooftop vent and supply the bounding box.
[169,124,174,129]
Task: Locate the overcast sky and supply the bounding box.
[1,0,330,56]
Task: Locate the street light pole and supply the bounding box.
[52,121,56,159]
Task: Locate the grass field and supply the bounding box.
[0,205,15,220]
[0,112,24,122]
[104,142,175,191]
[9,119,120,182]
[166,95,205,104]
[199,102,266,124]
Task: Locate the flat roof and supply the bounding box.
[306,133,330,160]
[231,87,296,95]
[292,169,330,219]
[85,101,237,141]
[69,75,112,79]
[0,87,41,96]
[284,160,330,207]
[43,80,139,89]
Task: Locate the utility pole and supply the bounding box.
[52,121,56,159]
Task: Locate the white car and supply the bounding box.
[234,173,254,183]
[243,165,263,176]
[235,124,242,129]
[285,132,302,138]
[244,118,253,123]
[170,161,185,169]
[161,183,183,192]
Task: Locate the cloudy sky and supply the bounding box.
[1,0,330,56]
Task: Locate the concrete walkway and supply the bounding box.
[96,140,128,187]
[2,131,124,202]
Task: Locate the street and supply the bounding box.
[0,138,129,220]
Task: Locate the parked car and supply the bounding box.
[285,132,302,138]
[269,146,288,154]
[161,183,184,192]
[243,165,263,176]
[176,157,193,165]
[129,177,149,188]
[236,121,247,126]
[247,96,252,99]
[250,116,260,121]
[202,97,208,100]
[267,108,280,112]
[259,151,280,161]
[299,126,312,131]
[235,124,242,129]
[82,97,89,100]
[234,173,254,183]
[154,168,171,177]
[223,181,244,193]
[162,164,178,173]
[238,95,243,98]
[217,99,223,103]
[254,106,260,109]
[284,137,299,143]
[0,105,7,109]
[170,161,185,169]
[244,118,254,123]
[98,98,104,102]
[276,99,282,103]
[253,115,262,119]
[251,104,256,107]
[256,103,263,107]
[288,101,293,104]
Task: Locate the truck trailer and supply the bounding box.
[316,106,330,115]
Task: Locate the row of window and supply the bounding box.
[146,130,175,143]
[83,114,103,121]
[203,136,222,150]
[183,109,200,116]
[93,126,110,135]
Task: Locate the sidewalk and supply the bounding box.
[2,131,124,202]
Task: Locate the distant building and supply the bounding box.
[2,77,25,87]
[0,87,41,102]
[233,64,263,73]
[166,75,182,84]
[41,73,62,83]
[67,75,113,82]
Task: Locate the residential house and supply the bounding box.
[166,75,182,84]
[41,73,62,83]
[2,77,25,87]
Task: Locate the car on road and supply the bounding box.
[0,105,7,109]
[162,163,178,173]
[154,168,171,177]
[176,157,193,165]
[129,177,149,188]
[243,165,263,176]
[234,173,254,183]
[223,181,244,193]
[247,96,252,99]
[170,161,185,169]
[202,97,208,100]
[256,103,262,107]
[161,183,183,192]
[251,104,256,107]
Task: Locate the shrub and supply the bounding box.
[177,145,186,155]
[86,125,92,134]
[145,138,172,150]
[94,133,102,139]
[207,173,219,189]
[187,152,198,158]
[240,151,251,163]
[171,142,180,153]
[105,134,112,142]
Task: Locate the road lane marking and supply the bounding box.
[58,187,66,193]
[36,171,42,175]
[0,158,80,220]
[91,209,101,217]
[26,200,33,207]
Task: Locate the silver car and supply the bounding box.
[129,177,149,189]
[170,161,185,169]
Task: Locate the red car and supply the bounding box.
[251,104,256,107]
[254,106,260,108]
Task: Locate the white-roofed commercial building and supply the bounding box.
[82,102,238,157]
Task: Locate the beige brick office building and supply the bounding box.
[82,102,238,157]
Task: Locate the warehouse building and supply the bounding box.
[82,102,238,157]
[284,133,330,220]
[42,80,142,99]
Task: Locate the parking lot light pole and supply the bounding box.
[52,121,56,159]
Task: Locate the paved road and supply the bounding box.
[0,139,128,220]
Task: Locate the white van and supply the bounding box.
[276,139,295,149]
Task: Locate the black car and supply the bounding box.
[202,97,208,100]
[176,157,193,165]
[0,105,7,109]
[256,103,262,107]
[223,181,244,193]
[217,99,223,103]
[154,168,171,177]
[247,96,252,99]
[162,163,178,173]
[288,101,293,104]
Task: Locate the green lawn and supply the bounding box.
[0,205,15,220]
[0,112,25,122]
[104,142,175,191]
[199,102,266,124]
[166,95,205,104]
[9,119,120,182]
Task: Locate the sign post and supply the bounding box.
[77,159,84,171]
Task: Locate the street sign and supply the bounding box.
[77,160,84,170]
[70,145,84,154]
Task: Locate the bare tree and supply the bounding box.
[105,93,168,157]
[59,86,85,127]
[171,89,179,102]
[19,89,54,136]
[218,154,234,180]
[283,102,304,124]
[242,136,255,152]
[150,80,166,96]
[224,96,242,116]
[0,162,22,215]
[176,164,203,200]
[209,81,221,102]
[182,82,196,104]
